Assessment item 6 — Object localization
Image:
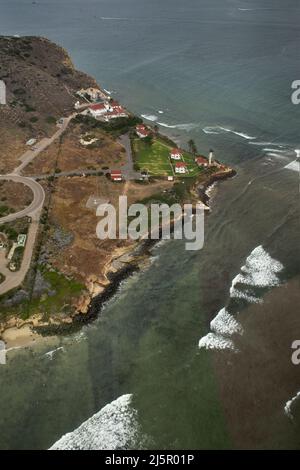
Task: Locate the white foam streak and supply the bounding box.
[284,390,300,420]
[202,126,255,140]
[50,394,141,450]
[285,160,300,173]
[198,333,236,351]
[141,114,158,122]
[157,121,199,131]
[198,246,284,353]
[210,308,243,336]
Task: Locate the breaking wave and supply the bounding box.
[157,121,199,131]
[202,126,256,140]
[141,114,158,122]
[230,245,284,302]
[285,159,300,173]
[284,390,300,420]
[50,394,144,450]
[199,246,284,352]
[44,346,64,360]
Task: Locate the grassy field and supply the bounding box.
[133,138,203,178]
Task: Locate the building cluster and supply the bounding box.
[87,100,128,122]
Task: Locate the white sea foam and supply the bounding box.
[249,141,286,147]
[263,148,289,153]
[230,246,283,303]
[202,126,255,140]
[141,114,158,122]
[198,246,283,353]
[44,346,64,360]
[198,333,236,351]
[50,394,142,450]
[103,89,112,95]
[266,152,289,159]
[285,159,300,173]
[158,110,164,114]
[157,121,199,131]
[210,308,243,336]
[284,390,300,420]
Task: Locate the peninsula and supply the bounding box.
[0,36,234,346]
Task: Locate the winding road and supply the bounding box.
[0,116,74,296]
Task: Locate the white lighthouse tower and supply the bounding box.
[209,149,214,166]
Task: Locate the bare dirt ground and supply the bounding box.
[0,180,33,213]
[23,122,127,176]
[213,276,300,449]
[46,176,173,284]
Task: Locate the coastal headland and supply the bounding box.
[0,36,234,348]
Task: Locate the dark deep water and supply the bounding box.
[0,0,300,449]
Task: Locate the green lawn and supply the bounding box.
[133,138,203,178]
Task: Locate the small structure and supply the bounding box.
[167,176,174,182]
[26,138,37,146]
[110,170,123,182]
[78,87,103,102]
[170,148,183,160]
[104,106,128,121]
[175,162,188,174]
[195,156,208,168]
[209,149,214,166]
[17,234,27,248]
[136,124,150,139]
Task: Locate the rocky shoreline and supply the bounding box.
[33,167,237,337]
[0,166,236,348]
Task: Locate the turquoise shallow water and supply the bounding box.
[0,0,300,449]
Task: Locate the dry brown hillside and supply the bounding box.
[0,35,97,171]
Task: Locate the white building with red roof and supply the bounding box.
[170,148,183,160]
[104,105,128,121]
[110,170,123,182]
[195,156,208,167]
[136,124,150,138]
[175,162,188,174]
[88,102,110,117]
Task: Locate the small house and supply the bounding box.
[195,156,208,167]
[136,125,150,138]
[110,170,123,182]
[170,148,183,160]
[175,162,187,174]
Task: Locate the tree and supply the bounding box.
[188,139,197,156]
[144,135,153,146]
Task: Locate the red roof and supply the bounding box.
[195,156,208,164]
[111,170,122,176]
[90,103,106,111]
[171,148,183,155]
[110,100,120,108]
[175,162,187,168]
[136,124,149,136]
[107,107,127,117]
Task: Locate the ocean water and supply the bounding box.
[0,0,300,449]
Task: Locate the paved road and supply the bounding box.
[0,214,41,296]
[0,175,45,224]
[14,115,76,175]
[118,134,142,180]
[0,115,75,297]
